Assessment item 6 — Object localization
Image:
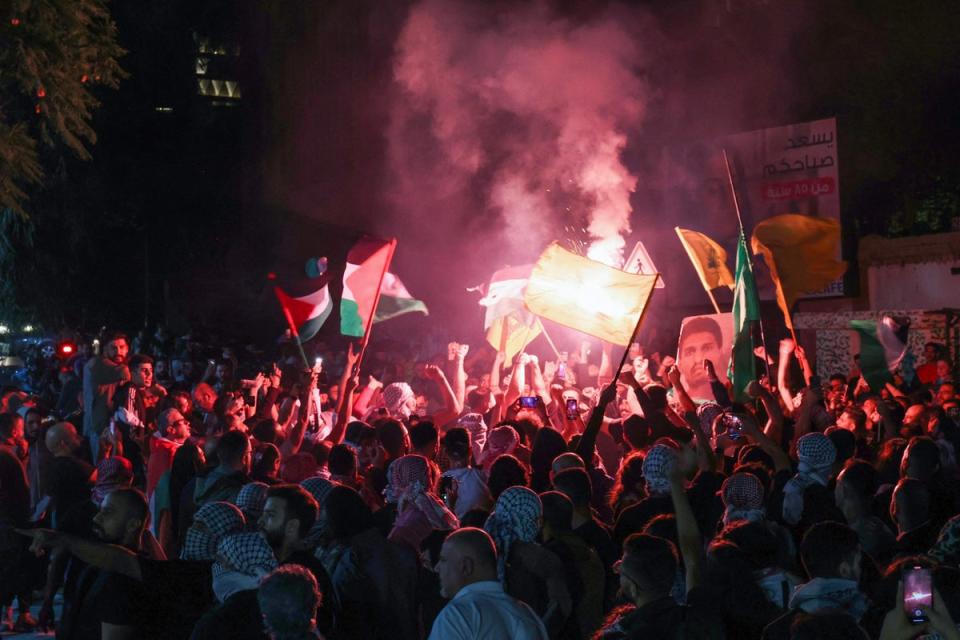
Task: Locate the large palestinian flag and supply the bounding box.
[341,237,427,337]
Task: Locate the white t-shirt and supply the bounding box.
[441,467,491,520]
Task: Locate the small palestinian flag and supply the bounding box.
[273,283,333,343]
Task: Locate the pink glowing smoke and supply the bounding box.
[389,0,651,266]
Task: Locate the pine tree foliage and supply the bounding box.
[0,0,126,216]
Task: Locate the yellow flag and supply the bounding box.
[523,244,658,346]
[674,227,734,291]
[751,214,847,330]
[486,313,542,361]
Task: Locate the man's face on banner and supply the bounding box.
[679,330,722,388]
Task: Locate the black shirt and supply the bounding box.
[190,589,266,640]
[139,557,215,640]
[59,565,145,640]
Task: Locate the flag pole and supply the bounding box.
[537,321,562,360]
[612,275,660,383]
[706,288,722,314]
[353,238,398,376]
[722,149,772,383]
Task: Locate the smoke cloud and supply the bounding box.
[388,0,654,267]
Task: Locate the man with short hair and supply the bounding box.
[56,488,150,640]
[112,354,157,486]
[259,484,335,635]
[552,467,619,606]
[146,408,190,498]
[430,527,547,640]
[180,430,250,536]
[439,427,491,519]
[890,477,937,556]
[540,491,604,638]
[762,521,880,640]
[834,460,895,561]
[258,565,325,640]
[83,332,131,460]
[23,407,53,510]
[409,421,439,461]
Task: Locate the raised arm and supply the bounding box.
[425,365,461,427]
[747,380,785,445]
[668,463,702,592]
[777,339,797,413]
[740,411,792,472]
[452,344,469,411]
[281,371,315,458]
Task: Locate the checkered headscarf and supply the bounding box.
[181,501,245,560]
[783,433,836,526]
[300,476,336,549]
[211,533,277,603]
[383,382,415,419]
[484,486,542,582]
[215,533,278,576]
[235,482,269,526]
[385,455,458,530]
[480,425,519,470]
[92,456,134,506]
[642,444,678,496]
[721,473,766,525]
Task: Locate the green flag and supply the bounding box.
[728,232,761,402]
[850,317,909,392]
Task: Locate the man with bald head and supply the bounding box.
[44,422,96,527]
[891,477,938,556]
[429,527,547,640]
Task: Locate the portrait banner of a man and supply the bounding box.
[676,312,733,402]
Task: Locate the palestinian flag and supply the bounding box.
[376,271,429,323]
[478,265,541,359]
[273,283,333,343]
[850,316,909,392]
[341,237,428,337]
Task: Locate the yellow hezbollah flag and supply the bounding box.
[524,244,658,346]
[751,214,847,330]
[674,227,735,291]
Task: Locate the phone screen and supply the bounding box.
[520,396,538,408]
[566,398,578,420]
[557,362,567,380]
[903,566,933,623]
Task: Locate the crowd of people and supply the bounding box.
[0,325,959,639]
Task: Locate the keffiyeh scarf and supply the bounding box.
[721,472,766,525]
[92,456,134,506]
[181,501,245,561]
[384,455,458,530]
[783,433,836,526]
[484,486,542,582]
[642,444,678,496]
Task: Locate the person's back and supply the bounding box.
[430,527,547,640]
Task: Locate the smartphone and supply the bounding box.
[903,566,933,623]
[439,476,454,503]
[721,414,743,440]
[565,398,578,420]
[520,396,538,408]
[557,361,567,380]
